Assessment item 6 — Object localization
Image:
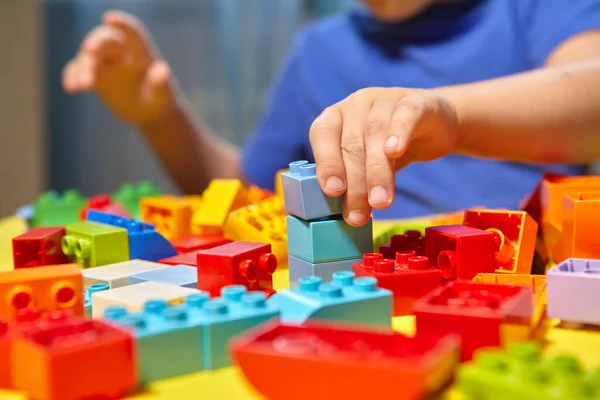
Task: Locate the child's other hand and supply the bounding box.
[309,88,461,226]
[62,10,175,127]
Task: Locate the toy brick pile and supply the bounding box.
[0,166,599,400]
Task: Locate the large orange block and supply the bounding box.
[140,196,192,240]
[554,191,600,263]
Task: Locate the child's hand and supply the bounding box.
[309,88,461,226]
[62,10,175,127]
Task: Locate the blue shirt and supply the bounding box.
[241,0,600,218]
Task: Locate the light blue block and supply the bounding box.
[84,283,109,316]
[287,214,373,263]
[282,161,343,220]
[288,255,359,288]
[129,265,198,288]
[269,271,392,327]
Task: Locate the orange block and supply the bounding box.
[0,264,83,320]
[140,196,192,240]
[554,191,600,263]
[247,185,273,203]
[540,176,600,231]
[274,168,288,198]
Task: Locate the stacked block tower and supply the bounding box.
[281,160,373,286]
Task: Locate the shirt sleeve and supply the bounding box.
[241,35,315,190]
[524,0,600,67]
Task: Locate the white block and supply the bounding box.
[82,259,167,289]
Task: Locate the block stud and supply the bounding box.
[221,285,247,302]
[354,277,378,292]
[144,300,168,314]
[299,276,322,292]
[332,271,355,286]
[203,300,229,315]
[242,292,267,308]
[288,160,309,174]
[319,283,343,298]
[185,292,210,308]
[299,164,317,178]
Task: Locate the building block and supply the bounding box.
[458,342,600,400]
[281,161,343,220]
[269,271,392,327]
[352,252,442,316]
[288,255,358,287]
[373,224,426,252]
[230,320,460,400]
[463,209,538,274]
[63,221,129,268]
[12,227,67,269]
[247,185,273,203]
[79,194,131,220]
[129,265,197,288]
[192,179,249,235]
[379,230,425,259]
[170,235,231,254]
[196,242,277,297]
[140,195,192,240]
[84,283,109,315]
[91,281,201,318]
[424,225,497,280]
[414,281,533,361]
[0,320,12,388]
[86,210,177,261]
[112,180,163,218]
[32,190,87,227]
[520,172,565,226]
[82,259,166,289]
[555,191,600,263]
[547,258,600,325]
[0,264,84,320]
[11,316,137,400]
[287,215,373,263]
[223,195,288,263]
[274,168,287,198]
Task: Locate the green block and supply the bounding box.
[458,342,600,400]
[112,181,163,219]
[63,221,129,268]
[32,190,87,227]
[373,223,427,252]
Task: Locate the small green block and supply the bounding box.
[112,181,163,219]
[32,189,87,227]
[63,221,129,268]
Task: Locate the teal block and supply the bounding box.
[287,214,373,263]
[84,283,109,316]
[269,271,392,327]
[32,190,87,227]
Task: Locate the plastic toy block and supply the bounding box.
[287,215,373,263]
[16,204,34,223]
[269,271,392,327]
[140,195,192,240]
[86,210,177,261]
[170,235,231,254]
[281,161,343,220]
[520,172,566,227]
[288,255,358,287]
[555,191,600,263]
[84,283,109,315]
[32,190,87,227]
[230,320,460,400]
[79,194,131,220]
[0,320,12,388]
[196,242,277,297]
[63,221,129,268]
[129,265,197,288]
[540,175,600,229]
[192,179,249,235]
[274,168,287,198]
[414,281,533,361]
[352,252,442,316]
[112,180,163,218]
[547,258,600,325]
[81,259,166,289]
[223,196,288,263]
[458,342,600,400]
[12,227,67,269]
[11,316,137,400]
[373,224,426,252]
[379,230,425,259]
[0,264,83,320]
[424,225,497,280]
[247,185,273,203]
[463,209,538,274]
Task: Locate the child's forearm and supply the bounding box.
[442,60,600,164]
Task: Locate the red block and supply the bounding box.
[424,225,497,280]
[196,241,277,297]
[12,227,67,269]
[170,235,232,254]
[0,320,12,388]
[379,230,424,259]
[352,252,442,316]
[414,281,533,361]
[80,194,131,220]
[12,315,137,400]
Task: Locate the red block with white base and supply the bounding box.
[12,227,67,269]
[352,252,442,316]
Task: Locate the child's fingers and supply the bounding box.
[384,94,428,159]
[74,54,99,91]
[81,26,126,63]
[140,60,174,108]
[102,10,153,62]
[62,60,80,93]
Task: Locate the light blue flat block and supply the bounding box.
[129,265,198,289]
[269,271,392,327]
[282,161,343,220]
[288,255,359,288]
[287,214,373,263]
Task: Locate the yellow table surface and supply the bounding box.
[1,217,599,400]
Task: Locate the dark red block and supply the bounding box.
[12,227,67,269]
[353,252,442,316]
[170,235,232,254]
[80,194,131,220]
[379,230,424,259]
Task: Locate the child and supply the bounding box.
[62,0,600,227]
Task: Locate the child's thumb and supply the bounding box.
[141,59,174,108]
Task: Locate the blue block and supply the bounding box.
[282,161,343,220]
[84,283,109,316]
[288,255,359,288]
[87,210,177,262]
[287,214,373,263]
[129,265,198,288]
[269,271,392,327]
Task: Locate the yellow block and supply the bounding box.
[274,169,288,198]
[0,216,27,272]
[193,180,249,235]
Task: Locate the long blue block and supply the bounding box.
[129,265,198,288]
[288,255,359,288]
[287,214,373,263]
[281,161,343,220]
[269,271,392,327]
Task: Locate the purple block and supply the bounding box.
[547,258,600,325]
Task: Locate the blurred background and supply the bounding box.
[0,0,354,217]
